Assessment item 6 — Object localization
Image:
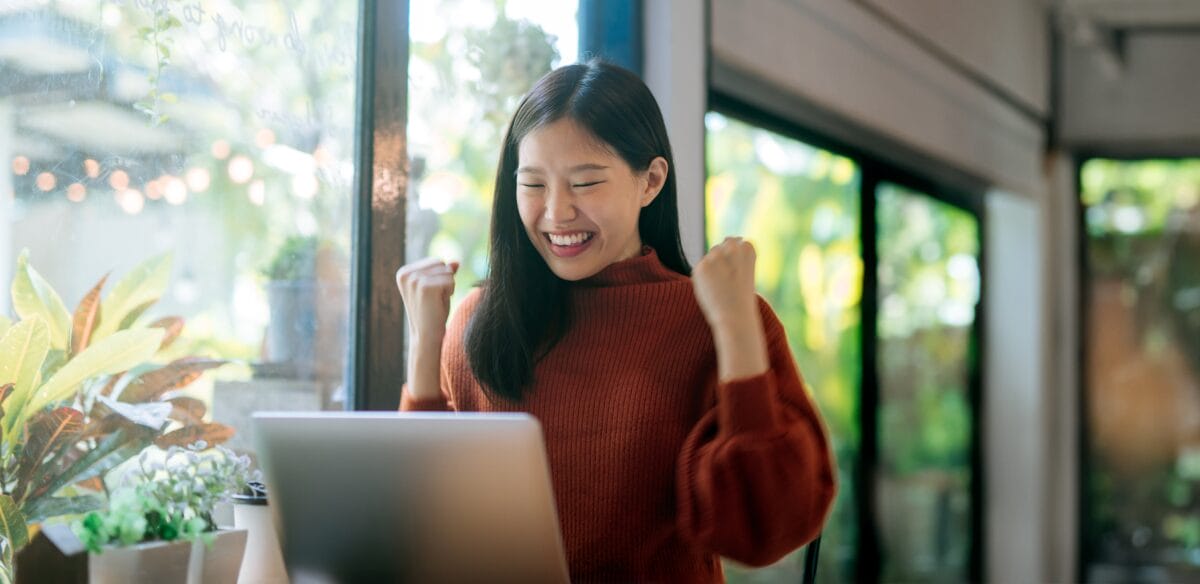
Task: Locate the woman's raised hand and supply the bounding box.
[396,258,460,345]
[692,237,770,382]
[692,237,759,329]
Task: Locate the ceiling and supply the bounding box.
[1056,0,1200,29]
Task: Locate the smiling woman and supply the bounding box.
[396,60,836,583]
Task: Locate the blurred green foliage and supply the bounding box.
[1082,158,1200,577]
[705,112,861,584]
[407,1,562,304]
[875,183,979,582]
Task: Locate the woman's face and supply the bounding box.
[516,118,667,281]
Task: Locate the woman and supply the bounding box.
[397,60,835,583]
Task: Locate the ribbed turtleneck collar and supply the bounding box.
[574,246,686,288]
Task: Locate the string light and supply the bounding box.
[84,159,100,178]
[255,129,276,148]
[12,156,30,176]
[36,172,56,192]
[108,169,129,191]
[164,176,188,203]
[186,168,211,192]
[67,183,87,202]
[116,189,145,215]
[228,156,254,184]
[211,139,231,159]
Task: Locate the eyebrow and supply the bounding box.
[515,163,610,175]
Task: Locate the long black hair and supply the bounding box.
[465,60,691,402]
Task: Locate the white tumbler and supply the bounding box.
[232,482,289,584]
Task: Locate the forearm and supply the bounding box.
[405,336,444,402]
[710,309,770,383]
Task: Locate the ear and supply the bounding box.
[640,156,669,207]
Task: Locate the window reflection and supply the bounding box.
[0,0,360,457]
[875,183,980,582]
[705,112,861,583]
[1082,158,1200,582]
[406,0,579,309]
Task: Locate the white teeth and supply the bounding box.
[548,232,593,246]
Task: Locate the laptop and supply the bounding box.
[252,411,570,583]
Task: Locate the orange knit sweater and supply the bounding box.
[401,248,836,583]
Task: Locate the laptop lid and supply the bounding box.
[252,411,570,583]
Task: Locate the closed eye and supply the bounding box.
[519,183,545,188]
[573,181,604,188]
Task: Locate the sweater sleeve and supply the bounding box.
[675,298,837,567]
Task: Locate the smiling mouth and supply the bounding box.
[545,232,595,247]
[543,231,596,258]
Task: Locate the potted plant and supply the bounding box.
[0,250,235,582]
[260,235,348,382]
[70,442,255,583]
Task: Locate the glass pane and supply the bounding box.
[1080,158,1200,582]
[407,0,579,309]
[875,182,980,582]
[705,112,862,583]
[0,0,359,466]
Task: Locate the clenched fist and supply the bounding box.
[396,258,460,345]
[692,236,759,329]
[693,237,769,382]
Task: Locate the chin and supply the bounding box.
[545,259,601,282]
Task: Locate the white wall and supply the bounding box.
[864,0,1050,114]
[710,0,1048,198]
[985,190,1050,584]
[643,0,707,263]
[1061,33,1200,148]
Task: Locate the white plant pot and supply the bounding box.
[89,529,247,584]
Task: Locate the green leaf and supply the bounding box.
[155,423,235,449]
[22,494,103,524]
[117,300,155,331]
[166,396,206,425]
[11,250,72,351]
[93,253,172,342]
[38,426,155,502]
[39,349,67,384]
[25,328,165,416]
[70,274,107,358]
[147,316,184,350]
[0,318,51,438]
[16,407,85,503]
[0,315,11,339]
[0,494,28,563]
[160,92,178,104]
[119,358,225,404]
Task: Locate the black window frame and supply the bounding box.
[706,91,987,584]
[352,0,633,410]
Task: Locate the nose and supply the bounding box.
[544,184,577,224]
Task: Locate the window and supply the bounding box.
[705,107,984,583]
[1,0,360,457]
[706,111,862,583]
[875,182,980,582]
[406,0,579,307]
[1080,158,1200,581]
